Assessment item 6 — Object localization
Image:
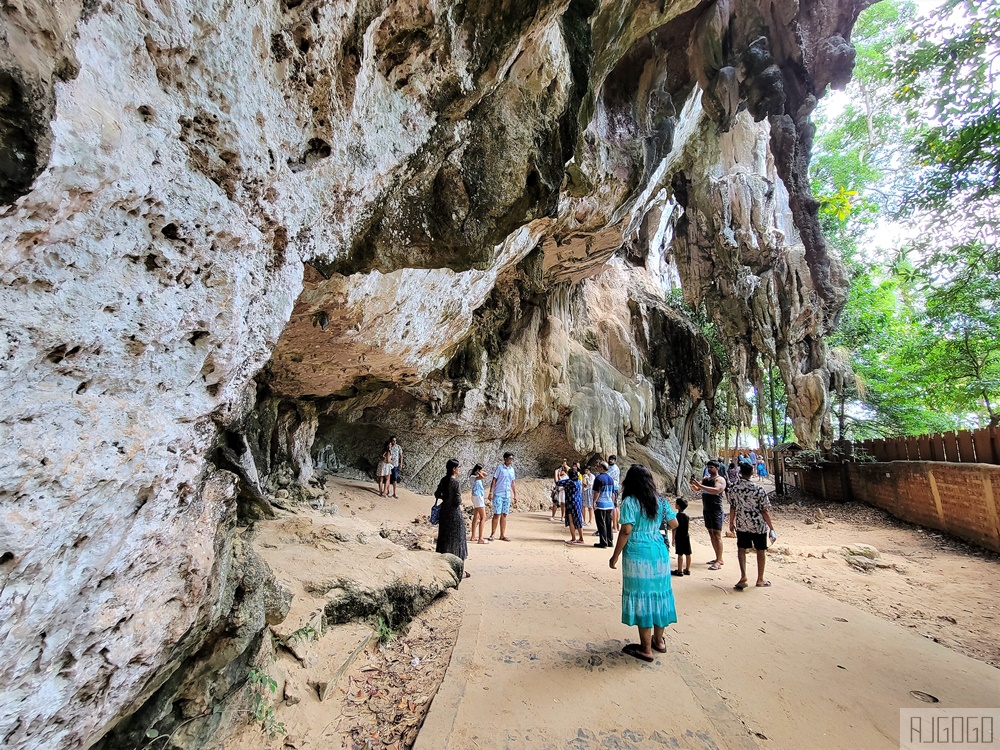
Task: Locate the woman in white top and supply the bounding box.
[469,464,488,544]
[551,461,568,522]
[376,442,392,497]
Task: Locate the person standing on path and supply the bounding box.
[434,458,469,579]
[727,461,740,485]
[388,436,404,498]
[376,441,393,497]
[488,452,517,542]
[689,461,727,570]
[551,461,567,522]
[610,465,679,663]
[469,464,489,545]
[729,463,775,589]
[558,468,585,545]
[748,449,758,479]
[670,497,692,577]
[607,455,621,531]
[592,462,615,548]
[581,468,594,527]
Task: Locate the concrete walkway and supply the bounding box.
[415,511,1000,750]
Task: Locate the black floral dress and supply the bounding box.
[435,476,468,569]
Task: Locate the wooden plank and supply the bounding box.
[942,431,959,462]
[861,440,873,461]
[884,440,896,461]
[873,440,889,462]
[992,426,1000,465]
[894,437,907,460]
[957,430,976,463]
[972,428,994,464]
[917,435,932,461]
[930,433,945,462]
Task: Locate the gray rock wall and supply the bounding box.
[0,0,867,747]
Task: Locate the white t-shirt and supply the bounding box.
[389,444,402,467]
[493,464,515,495]
[608,463,621,490]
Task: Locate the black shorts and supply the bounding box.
[737,531,768,550]
[390,467,399,483]
[703,508,724,531]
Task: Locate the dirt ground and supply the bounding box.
[226,475,1000,750]
[761,495,1000,668]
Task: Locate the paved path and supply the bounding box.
[415,511,1000,750]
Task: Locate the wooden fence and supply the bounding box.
[852,426,1000,465]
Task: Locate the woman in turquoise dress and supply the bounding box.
[609,465,679,662]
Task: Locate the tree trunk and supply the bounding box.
[675,399,702,496]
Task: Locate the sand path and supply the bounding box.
[399,504,1000,750]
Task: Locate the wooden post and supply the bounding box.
[957,430,976,463]
[930,433,945,462]
[943,431,959,462]
[918,434,932,461]
[972,427,995,464]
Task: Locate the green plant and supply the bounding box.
[284,623,318,646]
[373,616,394,644]
[246,668,287,739]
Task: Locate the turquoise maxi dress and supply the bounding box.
[620,496,677,628]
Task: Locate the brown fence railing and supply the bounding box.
[852,426,1000,465]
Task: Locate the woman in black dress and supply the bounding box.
[435,458,469,578]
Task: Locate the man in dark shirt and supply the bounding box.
[591,462,615,548]
[690,461,727,570]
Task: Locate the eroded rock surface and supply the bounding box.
[1,0,866,747]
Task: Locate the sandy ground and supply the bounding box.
[763,497,1000,668]
[228,476,1000,750]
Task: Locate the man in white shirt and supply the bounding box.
[607,455,621,531]
[388,436,403,498]
[487,452,517,542]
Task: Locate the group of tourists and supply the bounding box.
[431,451,519,579]
[549,456,621,548]
[425,445,776,663]
[728,449,768,481]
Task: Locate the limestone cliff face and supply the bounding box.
[0,0,866,747]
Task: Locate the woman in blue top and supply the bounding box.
[609,465,679,663]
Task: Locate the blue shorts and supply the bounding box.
[492,492,511,515]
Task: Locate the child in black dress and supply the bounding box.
[671,497,692,576]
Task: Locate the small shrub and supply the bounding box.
[247,668,287,739]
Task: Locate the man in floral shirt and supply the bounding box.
[729,463,775,589]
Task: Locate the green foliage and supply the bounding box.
[247,667,287,739]
[373,616,394,644]
[894,0,1000,208]
[663,289,730,371]
[813,0,1000,436]
[818,186,859,221]
[284,623,318,645]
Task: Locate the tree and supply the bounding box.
[811,0,1000,436]
[918,241,1000,425]
[895,0,1000,209]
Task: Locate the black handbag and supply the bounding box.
[430,490,442,525]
